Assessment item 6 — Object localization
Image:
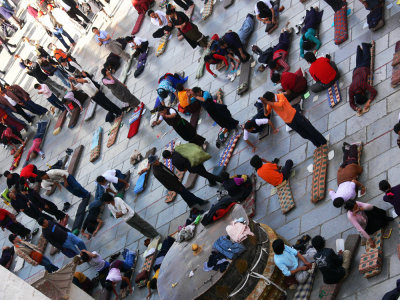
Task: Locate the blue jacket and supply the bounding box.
[213,235,246,259]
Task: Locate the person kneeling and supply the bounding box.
[312,235,350,284]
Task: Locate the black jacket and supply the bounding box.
[42,220,70,250]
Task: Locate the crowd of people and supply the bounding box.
[0,0,397,298]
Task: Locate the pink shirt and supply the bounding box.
[347,201,373,239]
[26,138,42,160]
[38,84,52,98]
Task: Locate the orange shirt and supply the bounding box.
[269,94,296,123]
[257,163,283,187]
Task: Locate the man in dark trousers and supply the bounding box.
[162,148,222,186]
[0,208,31,240]
[8,190,54,222]
[149,155,209,208]
[38,217,87,258]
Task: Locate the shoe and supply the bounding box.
[66,148,73,155]
[251,45,262,55]
[209,181,217,187]
[199,200,209,206]
[62,202,71,212]
[295,25,301,35]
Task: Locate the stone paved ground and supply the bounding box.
[0,0,399,298]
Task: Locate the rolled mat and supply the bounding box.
[90,127,102,162]
[334,2,348,45]
[311,144,328,203]
[127,103,144,138]
[107,113,123,147]
[131,13,145,35]
[276,179,295,214]
[155,33,171,57]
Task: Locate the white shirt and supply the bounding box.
[243,118,269,140]
[57,0,71,11]
[38,14,56,31]
[75,79,98,98]
[150,10,168,28]
[41,169,69,190]
[158,108,175,121]
[106,267,122,282]
[64,91,83,112]
[88,251,106,272]
[254,0,272,15]
[3,94,16,106]
[38,84,52,98]
[329,181,357,202]
[107,197,135,222]
[128,36,147,48]
[101,169,118,189]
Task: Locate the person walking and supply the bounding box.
[92,28,131,62]
[0,36,16,55]
[9,234,59,273]
[34,83,66,112]
[0,208,31,240]
[38,217,87,257]
[149,155,209,208]
[260,91,327,147]
[6,84,48,116]
[57,0,90,28]
[101,68,140,109]
[0,86,34,124]
[101,193,159,238]
[37,56,71,88]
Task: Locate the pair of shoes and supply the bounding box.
[62,202,71,212]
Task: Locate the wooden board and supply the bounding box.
[68,107,81,129]
[53,110,67,135]
[237,60,251,95]
[67,145,84,176]
[84,100,97,121]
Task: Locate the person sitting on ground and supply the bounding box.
[379,180,400,217]
[329,179,366,208]
[254,0,276,26]
[299,6,323,58]
[266,26,293,76]
[221,172,252,201]
[96,169,130,195]
[272,238,315,284]
[250,155,293,187]
[204,53,229,78]
[0,246,14,269]
[348,43,377,114]
[25,121,48,163]
[125,35,149,57]
[38,217,87,257]
[1,126,24,151]
[72,272,94,295]
[146,236,175,300]
[209,37,240,69]
[243,103,278,152]
[312,235,350,284]
[344,200,393,248]
[304,51,340,93]
[78,249,109,284]
[162,148,222,187]
[156,72,188,106]
[9,233,59,273]
[80,201,104,239]
[271,68,308,101]
[175,84,201,114]
[104,249,136,298]
[147,9,170,39]
[3,170,20,189]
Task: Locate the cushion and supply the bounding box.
[155,33,171,57]
[334,2,348,45]
[175,143,211,167]
[327,81,342,108]
[241,174,256,218]
[276,180,295,214]
[107,113,123,147]
[90,127,102,162]
[202,0,213,20]
[217,131,242,167]
[67,145,84,176]
[294,263,317,300]
[137,158,149,174]
[311,144,328,203]
[164,140,175,171]
[196,47,211,79]
[134,172,147,194]
[359,248,383,274]
[127,102,144,139]
[53,110,67,135]
[131,12,145,35]
[319,283,340,300]
[84,100,96,121]
[237,60,251,95]
[166,169,185,203]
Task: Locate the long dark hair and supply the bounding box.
[257,1,272,18]
[302,34,315,50]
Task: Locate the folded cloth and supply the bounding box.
[203,250,229,272]
[201,197,237,226]
[226,221,255,243]
[213,235,246,259]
